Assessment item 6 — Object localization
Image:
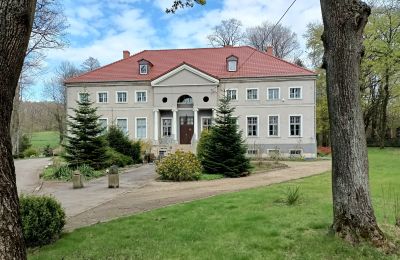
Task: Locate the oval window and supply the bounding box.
[162,97,168,103]
[203,96,209,102]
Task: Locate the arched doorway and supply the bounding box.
[177,95,194,144]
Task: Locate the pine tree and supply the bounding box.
[63,93,108,169]
[200,97,250,177]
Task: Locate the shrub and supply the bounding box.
[196,129,211,162]
[156,151,201,181]
[23,147,39,158]
[285,186,301,205]
[53,165,73,181]
[19,134,32,157]
[43,145,53,157]
[78,164,96,179]
[106,125,142,163]
[105,148,134,167]
[317,146,332,156]
[20,195,66,247]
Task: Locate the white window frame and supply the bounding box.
[246,115,259,137]
[116,91,128,103]
[161,117,172,137]
[288,86,303,100]
[201,116,212,131]
[267,87,280,100]
[135,117,147,139]
[247,149,258,155]
[139,64,148,75]
[116,117,128,134]
[225,88,238,101]
[246,88,259,100]
[289,149,303,156]
[227,60,237,72]
[98,118,108,134]
[135,90,148,103]
[288,114,303,137]
[268,115,280,137]
[78,92,89,102]
[97,91,109,104]
[267,149,280,156]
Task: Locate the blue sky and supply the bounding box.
[29,0,322,100]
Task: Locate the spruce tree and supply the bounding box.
[200,97,250,177]
[63,94,108,169]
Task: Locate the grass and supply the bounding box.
[250,161,288,173]
[29,148,400,259]
[31,131,60,150]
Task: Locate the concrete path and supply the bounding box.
[15,157,50,194]
[65,160,331,231]
[37,164,157,217]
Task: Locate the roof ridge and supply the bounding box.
[140,46,244,52]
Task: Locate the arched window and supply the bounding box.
[177,95,193,105]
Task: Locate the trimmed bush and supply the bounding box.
[23,147,39,158]
[156,151,201,181]
[106,125,142,163]
[105,148,134,167]
[20,195,66,247]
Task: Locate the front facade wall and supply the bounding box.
[66,74,317,158]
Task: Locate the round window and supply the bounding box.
[203,96,209,102]
[162,97,168,103]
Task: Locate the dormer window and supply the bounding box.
[138,59,152,75]
[139,64,148,75]
[226,55,238,72]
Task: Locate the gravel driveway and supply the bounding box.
[15,157,50,194]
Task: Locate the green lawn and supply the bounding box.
[31,131,60,150]
[29,148,400,259]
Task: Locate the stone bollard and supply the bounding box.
[108,165,119,188]
[72,170,84,189]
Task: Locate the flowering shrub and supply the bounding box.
[317,146,332,156]
[156,151,201,181]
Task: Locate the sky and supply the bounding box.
[29,0,322,101]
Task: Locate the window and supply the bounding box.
[136,118,147,139]
[116,118,128,134]
[289,87,302,99]
[136,91,147,102]
[267,88,280,100]
[98,118,108,134]
[246,88,258,100]
[290,150,302,157]
[268,116,279,136]
[116,91,127,103]
[226,89,237,100]
[97,92,108,103]
[268,149,280,157]
[139,64,148,75]
[162,118,172,137]
[228,60,237,72]
[202,117,212,131]
[177,95,193,104]
[247,149,258,155]
[79,93,89,102]
[247,116,258,137]
[289,115,302,136]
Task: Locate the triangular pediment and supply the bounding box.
[151,64,219,86]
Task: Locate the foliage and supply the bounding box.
[43,144,53,157]
[53,165,73,181]
[285,186,301,205]
[23,147,39,158]
[78,164,95,179]
[63,94,109,169]
[196,129,211,162]
[20,195,65,247]
[317,146,332,157]
[165,0,205,13]
[29,149,400,259]
[156,151,201,181]
[104,148,134,167]
[199,97,250,177]
[19,134,32,157]
[106,125,141,163]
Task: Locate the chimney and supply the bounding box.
[266,46,273,56]
[123,50,130,59]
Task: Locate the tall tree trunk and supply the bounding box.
[379,69,390,149]
[0,0,36,259]
[320,0,386,245]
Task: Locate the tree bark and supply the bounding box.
[378,69,390,149]
[320,0,386,246]
[0,0,36,259]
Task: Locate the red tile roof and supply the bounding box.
[65,46,315,83]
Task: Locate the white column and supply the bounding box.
[212,108,216,120]
[153,109,159,141]
[193,108,199,141]
[172,108,177,142]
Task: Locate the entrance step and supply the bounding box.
[172,144,193,153]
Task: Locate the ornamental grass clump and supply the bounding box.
[156,151,201,181]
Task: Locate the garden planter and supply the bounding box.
[72,171,84,189]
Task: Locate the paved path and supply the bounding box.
[15,157,50,194]
[37,164,157,216]
[65,160,331,231]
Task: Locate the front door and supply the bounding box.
[180,116,194,144]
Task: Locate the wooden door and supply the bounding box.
[180,116,194,144]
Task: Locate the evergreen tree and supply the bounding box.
[200,97,250,177]
[63,94,108,169]
[106,125,142,163]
